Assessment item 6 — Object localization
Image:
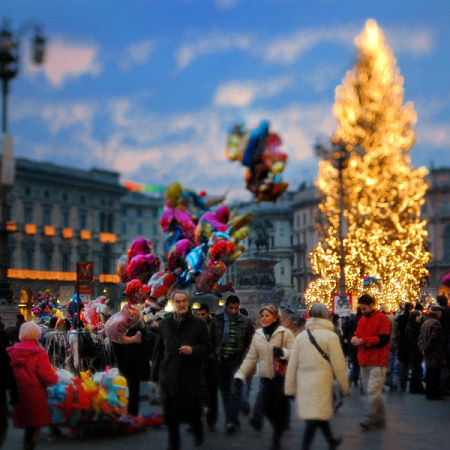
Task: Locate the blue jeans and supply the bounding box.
[217,354,242,426]
[385,349,400,386]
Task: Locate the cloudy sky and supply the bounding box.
[3,0,450,202]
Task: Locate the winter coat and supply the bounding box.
[151,312,209,422]
[396,312,411,363]
[235,325,295,380]
[0,341,16,416]
[384,313,397,350]
[284,318,349,421]
[112,326,150,382]
[354,310,390,367]
[418,314,446,368]
[213,311,254,364]
[7,341,58,428]
[406,317,423,364]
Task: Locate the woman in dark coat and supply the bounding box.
[419,305,447,400]
[112,321,150,416]
[406,311,425,394]
[151,291,209,450]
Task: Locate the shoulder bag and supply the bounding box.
[273,331,288,377]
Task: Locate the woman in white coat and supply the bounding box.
[285,303,349,450]
[235,304,295,450]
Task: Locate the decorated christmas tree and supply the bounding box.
[305,19,431,310]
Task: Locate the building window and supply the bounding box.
[136,208,142,218]
[61,211,69,228]
[42,250,52,271]
[44,190,50,199]
[79,213,87,230]
[107,214,114,232]
[62,192,68,202]
[100,212,106,232]
[24,249,34,270]
[137,223,143,234]
[24,186,31,196]
[100,212,114,232]
[122,221,127,234]
[62,253,70,272]
[101,244,112,273]
[43,207,51,226]
[24,206,33,223]
[444,225,450,262]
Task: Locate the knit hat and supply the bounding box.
[260,304,280,321]
[19,322,42,341]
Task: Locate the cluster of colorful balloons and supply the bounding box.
[157,181,252,297]
[114,182,253,338]
[118,237,161,284]
[226,120,289,202]
[32,289,62,320]
[47,368,128,425]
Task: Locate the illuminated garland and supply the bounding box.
[305,19,431,311]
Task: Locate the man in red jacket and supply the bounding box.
[351,294,391,430]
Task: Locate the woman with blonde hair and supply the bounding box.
[235,304,295,450]
[285,303,349,449]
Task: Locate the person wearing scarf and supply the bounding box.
[235,304,295,450]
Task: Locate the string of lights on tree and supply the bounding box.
[305,19,431,310]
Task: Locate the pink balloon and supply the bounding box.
[104,304,142,344]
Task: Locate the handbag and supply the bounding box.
[273,331,288,377]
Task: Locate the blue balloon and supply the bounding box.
[242,120,270,167]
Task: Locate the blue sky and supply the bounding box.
[3,0,450,202]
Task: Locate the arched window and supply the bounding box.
[444,224,450,262]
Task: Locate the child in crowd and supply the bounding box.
[7,322,58,450]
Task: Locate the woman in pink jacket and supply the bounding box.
[7,321,58,450]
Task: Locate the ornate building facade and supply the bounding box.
[3,158,164,321]
[421,167,450,297]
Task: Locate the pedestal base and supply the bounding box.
[0,298,19,327]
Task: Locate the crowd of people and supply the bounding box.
[1,289,449,450]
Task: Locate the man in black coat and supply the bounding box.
[151,291,210,450]
[396,301,414,392]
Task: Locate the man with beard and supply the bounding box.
[151,291,210,450]
[351,294,390,431]
[213,295,254,434]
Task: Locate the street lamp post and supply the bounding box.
[315,138,362,314]
[0,19,45,311]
